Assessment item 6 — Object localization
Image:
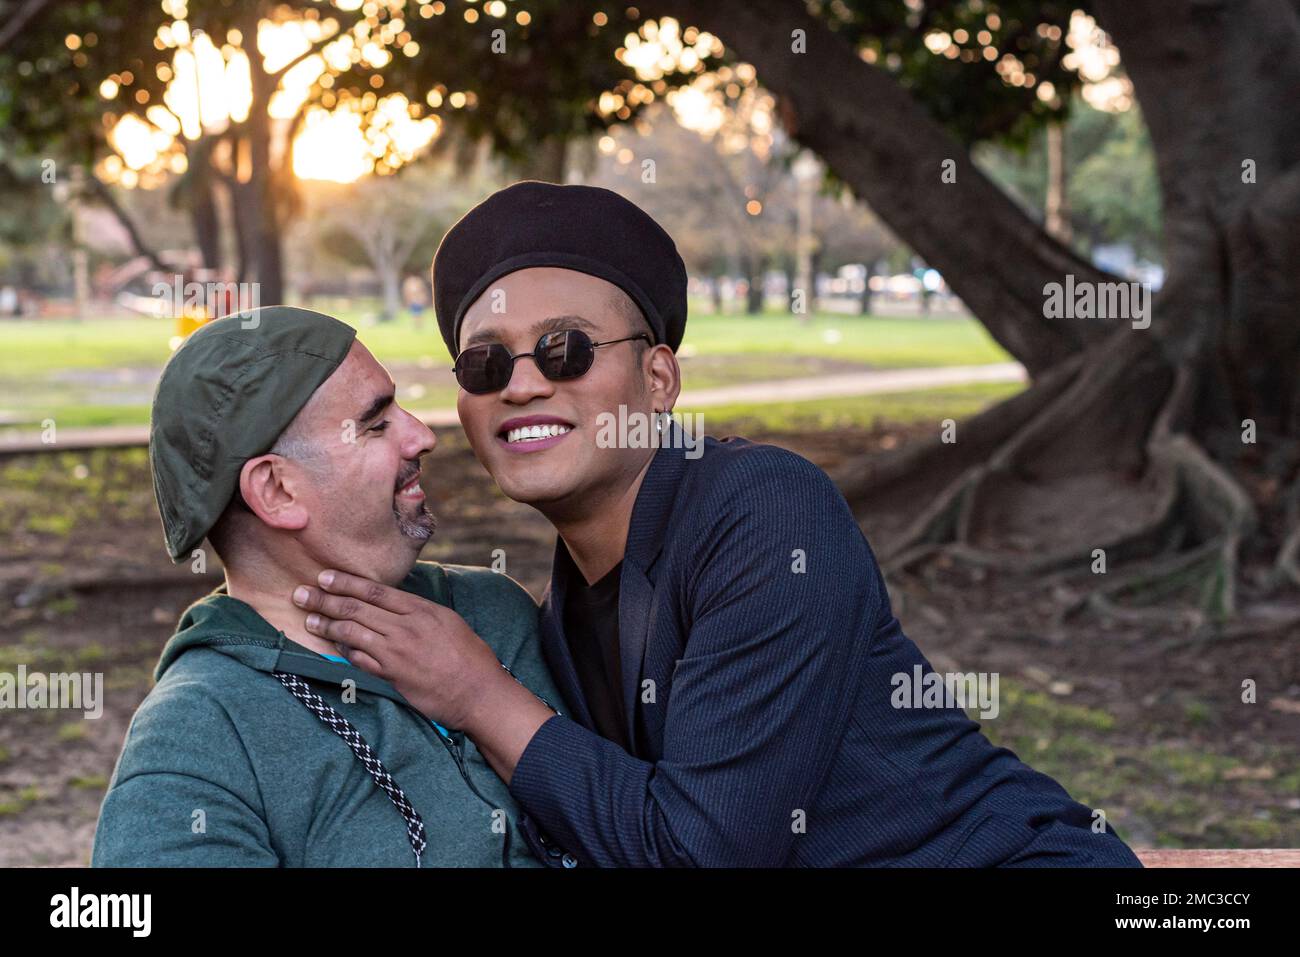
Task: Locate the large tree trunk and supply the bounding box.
[742,254,766,314]
[191,173,223,272]
[1096,0,1300,441]
[864,0,1298,628]
[658,0,1122,375]
[517,136,569,184]
[241,110,285,305]
[656,0,1300,629]
[229,170,285,305]
[229,5,286,305]
[859,263,874,316]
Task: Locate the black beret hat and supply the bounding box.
[432,181,688,358]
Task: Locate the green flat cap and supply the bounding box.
[149,305,357,562]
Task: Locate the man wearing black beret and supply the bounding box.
[291,181,1143,868]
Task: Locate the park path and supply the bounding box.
[0,362,1025,455]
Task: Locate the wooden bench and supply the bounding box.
[1136,849,1300,867]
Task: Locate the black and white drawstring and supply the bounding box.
[273,671,428,867]
[273,661,560,868]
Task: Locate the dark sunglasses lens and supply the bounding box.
[537,330,595,380]
[456,344,513,394]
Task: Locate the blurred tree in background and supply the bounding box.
[0,0,716,301]
[977,96,1161,262]
[301,144,500,319]
[3,0,1298,625]
[642,0,1300,627]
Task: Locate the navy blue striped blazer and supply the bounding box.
[510,429,1143,867]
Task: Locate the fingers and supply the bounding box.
[292,585,393,632]
[335,647,385,678]
[304,613,384,663]
[313,569,411,613]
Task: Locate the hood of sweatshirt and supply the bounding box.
[154,562,452,712]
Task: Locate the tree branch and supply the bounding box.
[84,172,170,273]
[0,0,53,54]
[651,0,1126,375]
[267,29,341,86]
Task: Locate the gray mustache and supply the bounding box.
[394,461,421,491]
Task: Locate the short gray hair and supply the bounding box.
[206,415,327,563]
[227,415,325,514]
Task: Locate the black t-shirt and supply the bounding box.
[563,560,629,748]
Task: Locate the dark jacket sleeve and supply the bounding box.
[508,447,881,866]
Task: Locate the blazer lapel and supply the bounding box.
[614,422,696,754]
[616,558,654,754]
[538,537,596,729]
[541,423,701,752]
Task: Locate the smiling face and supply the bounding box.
[455,267,679,517]
[284,341,438,584]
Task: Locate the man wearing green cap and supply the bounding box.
[93,305,568,867]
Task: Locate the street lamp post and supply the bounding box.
[791,150,820,324]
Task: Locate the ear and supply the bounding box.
[645,344,681,413]
[238,454,310,532]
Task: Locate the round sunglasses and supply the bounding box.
[453,328,650,395]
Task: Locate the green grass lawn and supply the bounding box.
[977,680,1300,849]
[0,302,1008,374]
[0,303,1012,429]
[694,381,1022,433]
[678,314,1007,367]
[2,384,1026,432]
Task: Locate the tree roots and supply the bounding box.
[837,330,1287,631]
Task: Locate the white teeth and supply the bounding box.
[505,423,571,444]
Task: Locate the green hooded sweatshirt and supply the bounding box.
[92,562,564,868]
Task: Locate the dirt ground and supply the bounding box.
[1,422,1296,866]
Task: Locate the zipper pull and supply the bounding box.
[500,660,562,716]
